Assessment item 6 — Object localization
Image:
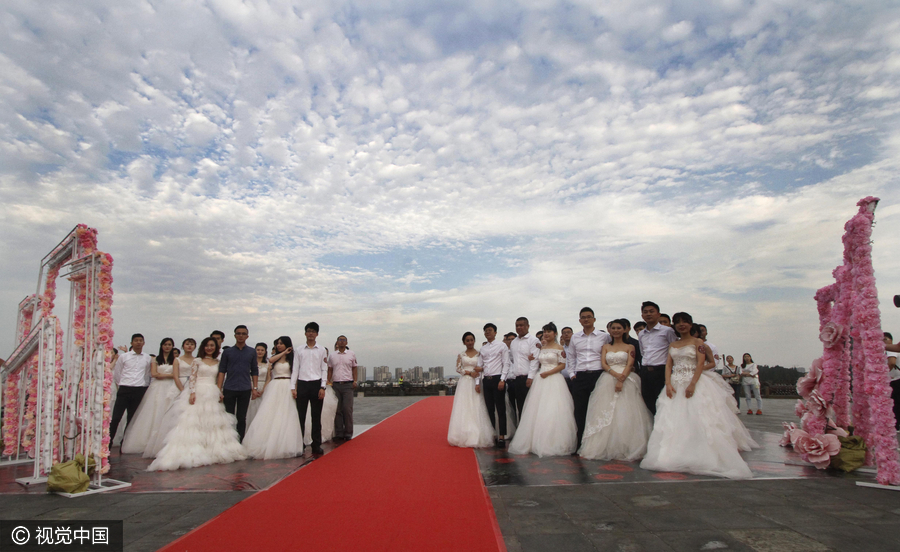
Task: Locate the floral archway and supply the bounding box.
[1,225,118,482]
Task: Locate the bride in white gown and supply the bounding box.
[245,343,270,428]
[121,338,181,454]
[148,337,247,471]
[641,312,758,479]
[243,336,307,459]
[447,332,495,447]
[579,319,653,461]
[509,323,577,457]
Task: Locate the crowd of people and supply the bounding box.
[447,301,762,479]
[109,323,359,471]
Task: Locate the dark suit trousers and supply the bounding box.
[296,379,324,448]
[482,376,507,437]
[507,375,529,421]
[570,370,602,447]
[641,365,666,415]
[223,388,252,441]
[110,385,148,443]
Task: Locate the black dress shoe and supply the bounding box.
[312,446,325,456]
[495,438,506,449]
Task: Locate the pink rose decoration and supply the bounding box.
[794,399,808,418]
[806,389,829,417]
[818,322,843,349]
[780,422,797,447]
[792,432,841,469]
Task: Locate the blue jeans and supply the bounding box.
[742,379,761,411]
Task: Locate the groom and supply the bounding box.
[292,322,328,456]
[568,307,611,449]
[217,325,260,441]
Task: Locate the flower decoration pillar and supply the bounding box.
[801,197,899,486]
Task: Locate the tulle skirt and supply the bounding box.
[447,375,495,448]
[508,372,577,457]
[640,372,758,479]
[243,379,306,459]
[120,377,182,454]
[579,372,653,461]
[147,379,247,471]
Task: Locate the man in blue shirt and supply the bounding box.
[216,325,259,441]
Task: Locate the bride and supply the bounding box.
[640,312,758,479]
[579,319,653,461]
[447,332,494,448]
[147,337,247,471]
[243,336,307,459]
[509,322,576,457]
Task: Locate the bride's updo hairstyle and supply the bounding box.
[462,331,476,343]
[671,312,693,338]
[542,322,558,336]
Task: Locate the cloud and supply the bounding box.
[1,0,899,371]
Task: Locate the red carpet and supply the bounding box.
[160,397,505,552]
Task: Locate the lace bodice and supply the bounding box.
[605,351,628,372]
[538,349,564,374]
[188,359,220,393]
[272,360,291,378]
[669,345,698,385]
[256,362,269,388]
[457,353,481,377]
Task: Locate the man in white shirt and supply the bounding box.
[110,333,153,444]
[698,325,722,372]
[560,326,574,382]
[327,335,358,441]
[569,307,612,448]
[291,322,328,455]
[508,317,540,421]
[480,323,510,447]
[638,301,677,415]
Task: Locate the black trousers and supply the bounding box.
[482,376,507,437]
[570,370,603,447]
[506,376,529,422]
[641,365,666,415]
[223,388,252,441]
[109,385,148,444]
[296,379,324,448]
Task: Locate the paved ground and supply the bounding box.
[490,399,900,552]
[0,396,428,552]
[2,397,898,552]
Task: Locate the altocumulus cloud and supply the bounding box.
[1,0,899,370]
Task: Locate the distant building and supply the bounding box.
[413,366,424,382]
[357,366,367,382]
[430,366,444,381]
[395,367,403,381]
[373,366,391,382]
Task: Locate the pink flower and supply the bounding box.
[819,322,843,349]
[794,399,808,418]
[780,422,797,447]
[793,432,841,469]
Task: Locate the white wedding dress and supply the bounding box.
[243,360,306,459]
[147,359,247,471]
[447,352,495,447]
[306,385,338,443]
[121,364,181,454]
[245,362,269,428]
[579,351,653,461]
[509,348,577,457]
[640,345,758,479]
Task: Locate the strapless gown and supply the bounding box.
[640,345,758,479]
[121,364,181,454]
[447,352,494,447]
[579,351,653,461]
[243,361,306,459]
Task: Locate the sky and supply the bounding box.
[1,0,899,375]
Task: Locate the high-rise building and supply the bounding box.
[430,366,444,381]
[357,366,367,382]
[373,366,391,382]
[395,367,404,381]
[413,366,424,382]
